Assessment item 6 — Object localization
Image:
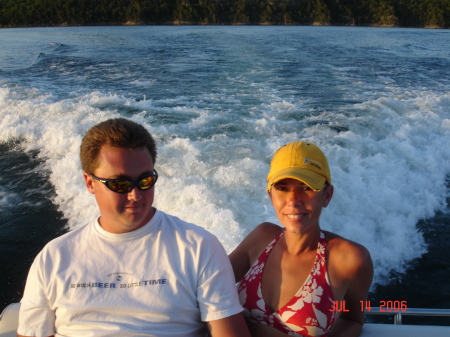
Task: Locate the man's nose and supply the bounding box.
[127,185,142,200]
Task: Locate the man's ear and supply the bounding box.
[83,172,95,194]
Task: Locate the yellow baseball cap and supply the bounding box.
[267,141,331,192]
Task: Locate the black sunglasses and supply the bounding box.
[90,170,158,194]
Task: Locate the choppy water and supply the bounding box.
[0,26,449,320]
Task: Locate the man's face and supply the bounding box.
[83,145,156,233]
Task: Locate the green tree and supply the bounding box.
[310,0,331,24]
[0,0,449,28]
[232,0,249,24]
[371,0,398,26]
[422,0,448,28]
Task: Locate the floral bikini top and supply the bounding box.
[237,231,338,337]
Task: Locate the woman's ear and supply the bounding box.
[267,189,273,203]
[322,184,334,208]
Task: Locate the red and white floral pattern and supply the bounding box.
[237,231,338,337]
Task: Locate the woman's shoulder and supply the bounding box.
[322,230,369,252]
[232,223,283,260]
[323,230,374,308]
[322,230,372,273]
[254,222,284,238]
[247,222,284,259]
[242,222,283,247]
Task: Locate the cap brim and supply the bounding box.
[267,168,326,192]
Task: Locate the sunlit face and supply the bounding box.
[269,178,333,233]
[83,146,156,234]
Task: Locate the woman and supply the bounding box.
[230,141,373,337]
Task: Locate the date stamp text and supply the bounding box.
[330,300,408,312]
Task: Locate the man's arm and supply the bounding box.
[17,248,57,337]
[207,313,251,337]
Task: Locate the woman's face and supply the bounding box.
[269,178,333,233]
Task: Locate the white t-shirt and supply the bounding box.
[18,209,243,337]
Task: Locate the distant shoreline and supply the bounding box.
[1,0,448,30]
[1,22,446,29]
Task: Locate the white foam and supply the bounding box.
[1,80,449,287]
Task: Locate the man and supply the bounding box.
[18,118,250,337]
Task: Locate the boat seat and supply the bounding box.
[0,303,20,337]
[361,323,450,336]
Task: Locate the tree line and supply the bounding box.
[0,0,449,28]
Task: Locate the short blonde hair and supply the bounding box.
[80,118,157,174]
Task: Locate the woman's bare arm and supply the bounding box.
[328,240,374,337]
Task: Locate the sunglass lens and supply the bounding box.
[139,177,155,190]
[107,180,132,193]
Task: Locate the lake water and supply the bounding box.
[0,26,449,323]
